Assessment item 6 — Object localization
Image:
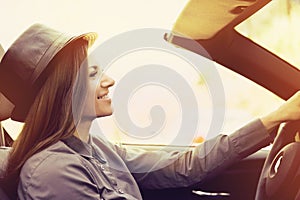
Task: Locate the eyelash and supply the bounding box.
[89,66,103,79]
[89,70,98,77]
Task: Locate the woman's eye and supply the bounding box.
[89,70,98,77]
[89,66,99,78]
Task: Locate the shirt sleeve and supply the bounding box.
[114,119,273,189]
[18,153,101,200]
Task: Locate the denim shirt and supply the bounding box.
[18,119,272,200]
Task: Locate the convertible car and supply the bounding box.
[1,0,300,199]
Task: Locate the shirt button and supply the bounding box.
[100,164,105,170]
[118,188,124,194]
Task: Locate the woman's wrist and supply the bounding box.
[260,110,282,132]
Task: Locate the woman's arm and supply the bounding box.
[115,119,270,189]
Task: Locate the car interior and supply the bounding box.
[1,0,300,199]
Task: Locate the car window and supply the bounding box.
[216,64,284,135]
[236,0,300,68]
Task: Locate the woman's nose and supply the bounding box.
[100,74,115,88]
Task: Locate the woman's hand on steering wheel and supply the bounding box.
[261,91,300,132]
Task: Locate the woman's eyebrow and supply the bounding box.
[89,65,103,71]
[88,65,99,73]
[89,65,98,70]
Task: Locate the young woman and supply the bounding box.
[1,24,300,200]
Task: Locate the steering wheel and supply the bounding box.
[255,121,300,200]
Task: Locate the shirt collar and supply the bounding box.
[61,135,93,158]
[62,135,107,164]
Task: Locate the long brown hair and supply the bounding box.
[1,39,89,199]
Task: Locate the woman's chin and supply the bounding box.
[97,110,113,118]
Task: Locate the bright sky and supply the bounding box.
[0,0,188,49]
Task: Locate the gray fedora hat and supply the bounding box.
[0,23,97,121]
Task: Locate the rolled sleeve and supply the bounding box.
[229,119,272,158]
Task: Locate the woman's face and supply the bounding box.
[84,63,115,119]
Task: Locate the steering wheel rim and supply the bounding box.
[255,121,300,200]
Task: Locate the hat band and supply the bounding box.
[29,33,73,84]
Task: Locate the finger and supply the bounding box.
[295,132,300,142]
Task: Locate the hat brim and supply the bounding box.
[70,32,98,48]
